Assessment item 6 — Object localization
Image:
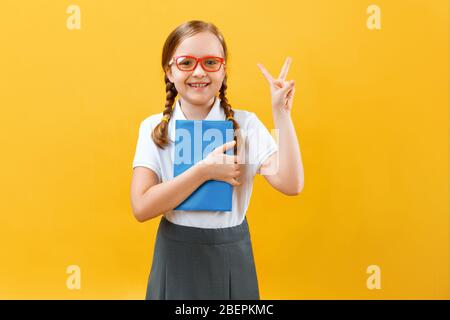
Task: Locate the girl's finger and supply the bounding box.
[257,63,274,83]
[290,86,296,95]
[222,154,237,164]
[287,81,295,93]
[215,140,236,154]
[280,80,295,94]
[228,178,241,186]
[287,86,295,98]
[278,57,292,81]
[273,79,285,90]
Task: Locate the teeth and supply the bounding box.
[189,83,208,87]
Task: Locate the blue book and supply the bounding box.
[173,120,234,211]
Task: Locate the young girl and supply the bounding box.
[131,20,304,300]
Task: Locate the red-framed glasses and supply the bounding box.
[169,55,225,72]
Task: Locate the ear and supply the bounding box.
[222,69,227,84]
[166,67,174,83]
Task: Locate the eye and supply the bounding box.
[177,57,195,66]
[204,59,219,65]
[180,60,193,65]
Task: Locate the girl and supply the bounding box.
[131,20,304,300]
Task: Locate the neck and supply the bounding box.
[179,96,216,120]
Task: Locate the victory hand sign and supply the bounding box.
[255,56,304,196]
[257,57,295,112]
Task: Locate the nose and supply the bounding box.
[192,61,207,77]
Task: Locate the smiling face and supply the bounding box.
[165,31,226,106]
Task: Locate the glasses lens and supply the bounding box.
[202,57,222,71]
[176,57,196,70]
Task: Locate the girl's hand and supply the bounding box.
[257,57,296,112]
[198,140,242,186]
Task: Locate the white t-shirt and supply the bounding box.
[132,96,278,228]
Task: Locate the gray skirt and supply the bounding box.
[145,215,260,300]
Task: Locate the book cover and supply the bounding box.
[173,119,234,211]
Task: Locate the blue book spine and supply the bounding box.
[173,120,234,211]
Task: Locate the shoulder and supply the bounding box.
[233,108,268,130]
[138,112,164,131]
[232,108,259,128]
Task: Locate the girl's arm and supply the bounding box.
[130,140,240,222]
[131,163,209,222]
[260,108,304,195]
[257,57,304,195]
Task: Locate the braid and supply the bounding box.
[151,74,178,149]
[219,76,240,156]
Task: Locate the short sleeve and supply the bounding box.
[246,113,278,175]
[132,120,162,182]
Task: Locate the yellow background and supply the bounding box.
[0,0,448,299]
